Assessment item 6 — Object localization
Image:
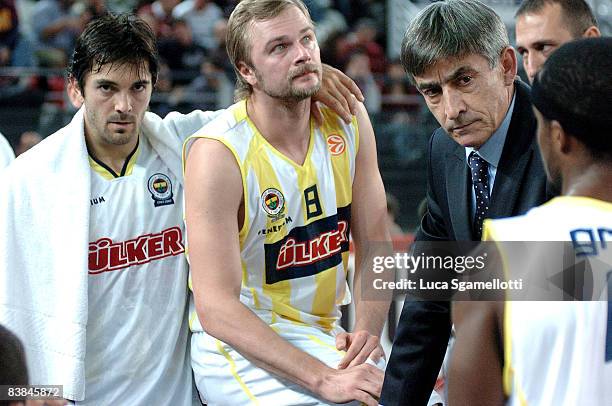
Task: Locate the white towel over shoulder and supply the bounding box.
[0,107,219,401]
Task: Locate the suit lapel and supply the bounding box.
[489,145,533,218]
[488,80,536,219]
[447,146,473,239]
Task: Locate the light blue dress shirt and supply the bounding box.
[465,93,516,221]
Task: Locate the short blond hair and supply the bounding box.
[226,0,312,101]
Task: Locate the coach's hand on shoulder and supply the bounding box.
[312,64,364,125]
[336,330,385,369]
[317,363,383,406]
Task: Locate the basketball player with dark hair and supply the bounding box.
[450,37,612,405]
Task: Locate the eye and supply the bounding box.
[133,84,146,92]
[422,88,440,98]
[540,44,557,56]
[98,84,112,93]
[272,43,286,53]
[458,75,473,86]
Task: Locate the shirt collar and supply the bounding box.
[465,91,516,168]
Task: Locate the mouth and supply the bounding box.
[293,71,316,80]
[450,121,476,133]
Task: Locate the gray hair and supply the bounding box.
[400,0,509,80]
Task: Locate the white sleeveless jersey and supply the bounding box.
[483,197,612,406]
[83,135,192,405]
[184,100,358,333]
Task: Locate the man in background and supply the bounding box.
[515,0,600,83]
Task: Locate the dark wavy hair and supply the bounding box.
[67,13,159,94]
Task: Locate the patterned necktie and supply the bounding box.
[468,151,490,240]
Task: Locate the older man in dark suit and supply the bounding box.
[381,1,555,405]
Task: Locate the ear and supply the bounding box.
[237,61,257,87]
[500,47,518,86]
[67,78,84,109]
[551,120,572,155]
[582,25,601,38]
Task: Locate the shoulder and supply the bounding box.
[191,101,249,139]
[483,201,559,241]
[320,102,366,156]
[509,79,535,126]
[427,127,459,163]
[431,127,452,147]
[319,104,349,128]
[183,101,251,163]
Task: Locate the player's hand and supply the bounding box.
[311,64,364,125]
[317,363,383,406]
[336,330,385,369]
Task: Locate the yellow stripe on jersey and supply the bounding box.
[215,340,260,404]
[483,220,516,397]
[307,334,345,356]
[318,107,357,208]
[296,126,325,223]
[184,100,357,332]
[503,300,514,398]
[243,122,303,324]
[312,110,357,323]
[182,136,249,241]
[541,195,612,211]
[89,142,141,180]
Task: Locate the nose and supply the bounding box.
[293,41,312,65]
[114,92,132,114]
[525,53,543,84]
[444,88,467,122]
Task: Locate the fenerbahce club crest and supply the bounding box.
[261,188,285,222]
[148,173,174,207]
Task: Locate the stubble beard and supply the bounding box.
[257,65,322,102]
[101,112,141,146]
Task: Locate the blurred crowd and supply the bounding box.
[0,0,437,232]
[0,0,433,168]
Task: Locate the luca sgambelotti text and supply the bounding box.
[371,252,524,292]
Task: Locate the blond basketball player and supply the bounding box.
[183,1,392,405]
[449,38,612,405]
[0,12,365,406]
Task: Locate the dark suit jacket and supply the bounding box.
[380,80,555,405]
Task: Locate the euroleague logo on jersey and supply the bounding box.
[327,134,345,156]
[148,173,174,207]
[261,187,286,221]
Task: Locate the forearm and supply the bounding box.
[197,295,332,392]
[353,285,389,336]
[353,250,392,336]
